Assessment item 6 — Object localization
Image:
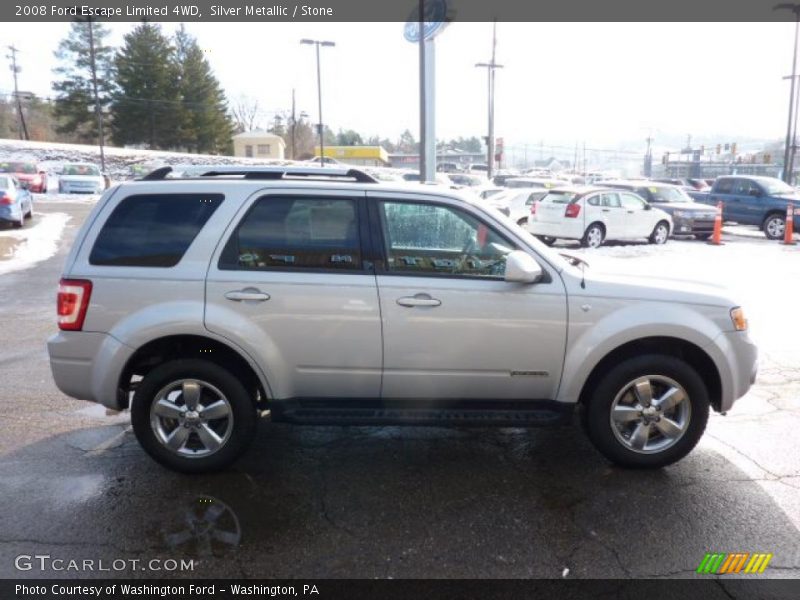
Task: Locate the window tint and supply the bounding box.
[600,193,621,208]
[619,193,646,209]
[380,201,514,279]
[90,194,223,267]
[220,196,361,271]
[715,179,734,194]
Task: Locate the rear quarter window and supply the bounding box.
[89,194,223,267]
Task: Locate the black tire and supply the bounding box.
[581,223,605,248]
[648,220,670,245]
[535,235,556,246]
[763,213,785,240]
[694,233,712,241]
[517,217,528,227]
[131,359,257,474]
[584,354,709,469]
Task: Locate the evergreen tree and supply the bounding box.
[173,25,233,154]
[52,21,113,143]
[110,23,180,149]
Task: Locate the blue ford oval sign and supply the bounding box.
[404,0,448,42]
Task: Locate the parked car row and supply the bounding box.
[0,160,109,196]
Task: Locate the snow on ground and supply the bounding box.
[0,138,293,184]
[568,236,800,377]
[0,212,71,275]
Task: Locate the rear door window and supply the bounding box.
[219,196,362,271]
[714,179,734,194]
[89,194,223,267]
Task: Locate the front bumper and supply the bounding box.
[705,330,758,412]
[671,214,716,236]
[59,181,104,194]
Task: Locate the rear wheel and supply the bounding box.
[763,214,785,240]
[131,359,257,473]
[581,223,605,248]
[584,354,709,468]
[535,235,556,246]
[649,220,670,244]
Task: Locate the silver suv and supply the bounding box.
[48,166,758,473]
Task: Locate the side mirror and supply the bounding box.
[644,203,652,210]
[748,188,762,197]
[504,250,543,284]
[18,181,30,190]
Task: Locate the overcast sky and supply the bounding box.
[0,21,795,153]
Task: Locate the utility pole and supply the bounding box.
[291,88,297,160]
[7,45,28,141]
[475,21,503,180]
[644,134,653,177]
[86,20,106,172]
[776,4,800,182]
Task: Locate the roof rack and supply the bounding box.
[140,165,378,184]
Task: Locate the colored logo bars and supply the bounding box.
[696,553,773,574]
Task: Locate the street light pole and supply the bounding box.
[301,38,335,166]
[475,22,503,180]
[776,3,800,183]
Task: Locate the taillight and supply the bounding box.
[0,194,11,205]
[530,201,538,215]
[565,203,581,218]
[57,279,92,331]
[33,175,42,185]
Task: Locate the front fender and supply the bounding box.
[556,299,728,404]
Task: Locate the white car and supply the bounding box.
[58,163,106,194]
[527,186,673,248]
[487,187,548,227]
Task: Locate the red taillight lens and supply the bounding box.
[0,194,11,205]
[565,203,581,218]
[530,201,538,215]
[57,279,92,331]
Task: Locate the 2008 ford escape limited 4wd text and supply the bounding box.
[47,166,758,473]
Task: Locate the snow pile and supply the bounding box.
[0,212,71,275]
[0,138,294,184]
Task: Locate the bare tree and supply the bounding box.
[230,95,261,133]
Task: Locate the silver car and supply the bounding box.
[58,162,106,194]
[47,166,757,473]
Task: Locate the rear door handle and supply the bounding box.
[225,288,270,302]
[397,293,441,307]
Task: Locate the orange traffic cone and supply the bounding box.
[708,201,724,245]
[783,203,797,246]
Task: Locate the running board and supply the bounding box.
[270,398,573,427]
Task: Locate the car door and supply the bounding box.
[367,191,568,401]
[710,178,739,221]
[618,192,652,238]
[205,189,382,400]
[592,192,626,239]
[735,179,765,225]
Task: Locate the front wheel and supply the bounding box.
[584,354,709,468]
[649,221,670,244]
[131,359,257,473]
[694,233,712,241]
[763,214,785,240]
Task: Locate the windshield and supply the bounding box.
[762,178,795,195]
[63,164,101,176]
[0,161,36,174]
[643,186,693,203]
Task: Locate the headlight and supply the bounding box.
[730,307,748,331]
[672,210,687,218]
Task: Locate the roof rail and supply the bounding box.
[139,165,378,183]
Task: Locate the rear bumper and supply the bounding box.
[0,204,23,222]
[527,219,585,239]
[48,331,134,409]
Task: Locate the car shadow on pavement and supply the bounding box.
[0,419,798,579]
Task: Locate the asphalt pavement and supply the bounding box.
[0,199,799,581]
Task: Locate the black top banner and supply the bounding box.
[3,0,799,23]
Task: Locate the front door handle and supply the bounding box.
[225,288,271,302]
[397,293,441,308]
